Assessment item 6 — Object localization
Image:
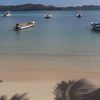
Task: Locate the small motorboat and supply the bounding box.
[4,11,11,17]
[14,21,35,30]
[77,13,82,18]
[77,11,82,18]
[91,22,100,31]
[44,14,52,19]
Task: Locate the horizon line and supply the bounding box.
[0,3,100,7]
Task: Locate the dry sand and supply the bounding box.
[0,69,100,100]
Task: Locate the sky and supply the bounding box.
[0,0,100,7]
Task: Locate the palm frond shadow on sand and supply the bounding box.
[0,93,28,100]
[54,79,100,100]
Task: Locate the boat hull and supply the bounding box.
[16,24,34,30]
[44,14,52,19]
[45,16,51,19]
[14,21,35,30]
[4,12,11,17]
[77,14,82,18]
[91,22,100,31]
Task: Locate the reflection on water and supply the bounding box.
[14,27,35,40]
[91,29,100,34]
[14,30,20,40]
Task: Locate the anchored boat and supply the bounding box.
[77,11,82,18]
[77,13,82,18]
[14,21,35,30]
[4,11,11,17]
[91,22,100,31]
[44,14,52,19]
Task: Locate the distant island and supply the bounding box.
[0,4,100,11]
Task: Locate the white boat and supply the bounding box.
[4,11,11,17]
[77,11,82,18]
[14,21,35,30]
[91,22,100,31]
[44,14,52,19]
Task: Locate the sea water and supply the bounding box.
[0,10,100,70]
[0,11,100,55]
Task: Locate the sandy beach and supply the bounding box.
[0,70,100,100]
[0,72,100,100]
[0,53,100,100]
[0,53,100,81]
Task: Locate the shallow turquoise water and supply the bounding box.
[0,11,100,55]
